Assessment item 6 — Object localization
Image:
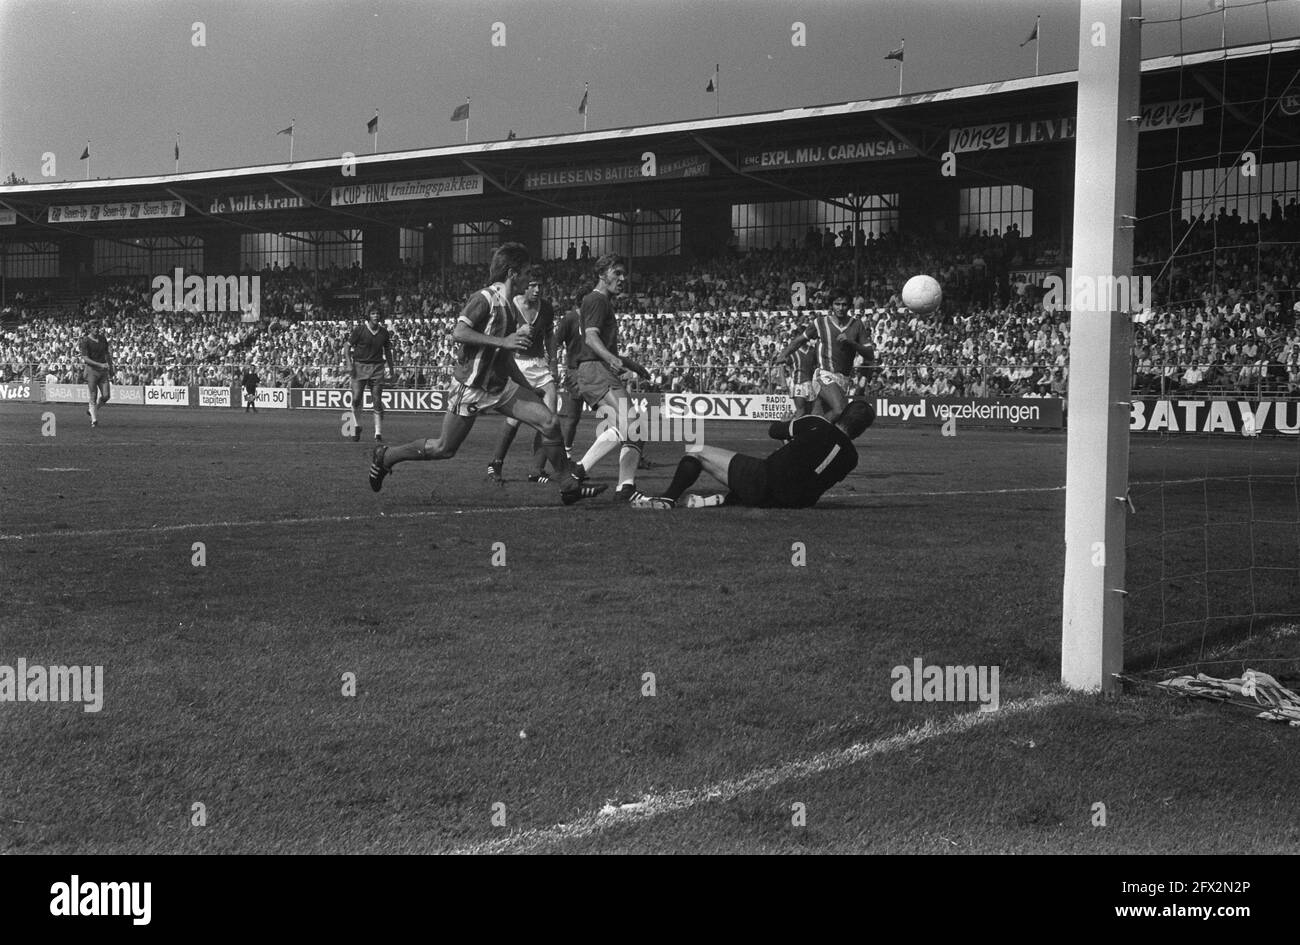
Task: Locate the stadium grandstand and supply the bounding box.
[3,38,1298,406]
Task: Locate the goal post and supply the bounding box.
[1061,0,1142,692]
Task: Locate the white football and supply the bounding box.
[901,274,943,315]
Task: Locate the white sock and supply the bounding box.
[374,414,383,437]
[578,427,621,472]
[618,444,640,488]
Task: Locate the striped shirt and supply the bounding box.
[800,314,869,375]
[453,283,517,393]
[512,295,556,360]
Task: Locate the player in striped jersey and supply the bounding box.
[784,331,819,418]
[770,290,873,423]
[367,243,603,502]
[486,268,558,484]
[630,400,874,510]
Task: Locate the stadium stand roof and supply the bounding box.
[2,37,1297,241]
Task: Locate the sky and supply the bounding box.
[1,0,1298,184]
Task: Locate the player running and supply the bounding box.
[79,319,112,427]
[486,267,558,485]
[561,253,651,503]
[367,243,604,503]
[770,290,873,423]
[347,302,396,443]
[630,400,875,510]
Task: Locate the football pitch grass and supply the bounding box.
[2,403,1297,854]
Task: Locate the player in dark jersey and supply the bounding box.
[629,400,874,510]
[552,306,586,465]
[560,253,651,503]
[367,243,603,503]
[770,290,873,422]
[347,303,396,442]
[79,320,112,427]
[486,267,558,484]
[241,365,259,413]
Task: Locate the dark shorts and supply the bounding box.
[575,359,625,408]
[85,370,110,397]
[726,453,772,508]
[352,363,386,407]
[558,374,582,419]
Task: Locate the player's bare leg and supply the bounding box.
[570,389,642,500]
[499,390,606,503]
[349,379,365,441]
[369,412,476,491]
[528,383,560,479]
[370,379,385,442]
[631,445,735,510]
[819,382,848,424]
[488,417,522,485]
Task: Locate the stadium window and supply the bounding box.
[1181,160,1300,226]
[93,237,203,276]
[730,195,898,251]
[452,221,502,266]
[1,241,59,278]
[240,230,361,271]
[958,185,1033,238]
[399,227,424,267]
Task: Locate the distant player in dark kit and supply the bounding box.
[79,320,112,427]
[486,267,559,485]
[561,253,651,503]
[347,303,396,442]
[784,328,819,418]
[770,290,873,423]
[367,242,605,503]
[549,306,587,477]
[241,365,259,412]
[630,400,874,510]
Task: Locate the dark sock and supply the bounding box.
[541,439,569,479]
[664,455,703,501]
[493,424,519,466]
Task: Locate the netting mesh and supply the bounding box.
[1124,1,1300,680]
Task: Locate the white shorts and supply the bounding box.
[789,379,814,399]
[814,369,849,393]
[514,356,555,391]
[447,378,520,417]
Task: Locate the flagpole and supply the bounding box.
[583,83,589,132]
[175,133,180,173]
[1036,16,1041,77]
[899,39,904,96]
[714,63,720,116]
[373,109,379,154]
[465,98,471,143]
[86,140,90,180]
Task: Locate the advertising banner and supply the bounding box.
[524,155,710,190]
[330,176,483,206]
[48,201,185,224]
[144,385,190,407]
[1130,398,1299,435]
[660,392,792,422]
[740,136,914,171]
[114,385,145,405]
[0,381,36,402]
[252,388,289,410]
[43,383,90,403]
[208,193,306,214]
[292,388,449,412]
[873,396,1064,429]
[199,386,234,408]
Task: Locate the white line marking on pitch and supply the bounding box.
[36,468,89,472]
[451,691,1075,855]
[0,505,563,542]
